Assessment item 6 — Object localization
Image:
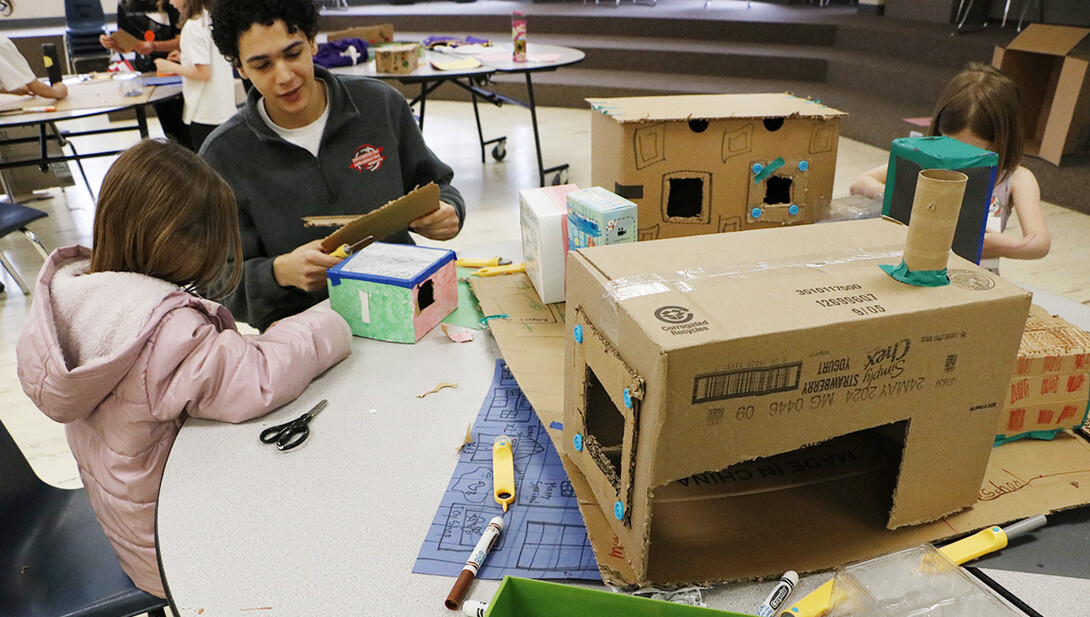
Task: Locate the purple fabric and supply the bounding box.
[423,35,492,49]
[314,38,369,68]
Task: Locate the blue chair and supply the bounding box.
[63,0,110,73]
[0,200,50,296]
[0,417,168,617]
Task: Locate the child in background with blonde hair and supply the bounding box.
[16,139,350,598]
[851,62,1050,272]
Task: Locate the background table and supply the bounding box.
[332,43,585,187]
[0,77,181,199]
[156,289,1090,616]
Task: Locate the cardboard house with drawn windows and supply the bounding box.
[587,93,846,240]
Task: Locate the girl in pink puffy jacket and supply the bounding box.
[16,138,352,598]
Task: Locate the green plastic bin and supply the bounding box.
[484,577,755,617]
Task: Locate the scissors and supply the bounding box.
[259,399,327,451]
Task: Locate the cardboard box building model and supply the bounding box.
[587,93,846,240]
[996,305,1090,445]
[562,215,1031,585]
[327,242,457,343]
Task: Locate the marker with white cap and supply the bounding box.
[757,570,798,617]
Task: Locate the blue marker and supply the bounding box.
[756,570,798,617]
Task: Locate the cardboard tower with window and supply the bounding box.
[587,94,846,241]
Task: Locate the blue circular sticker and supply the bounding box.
[614,501,625,520]
[573,324,583,343]
[574,433,584,452]
[751,207,763,219]
[798,160,809,171]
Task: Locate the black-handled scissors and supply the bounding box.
[259,399,327,451]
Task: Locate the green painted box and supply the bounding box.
[882,136,998,264]
[327,242,457,343]
[483,577,752,617]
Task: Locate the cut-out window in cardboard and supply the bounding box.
[633,123,667,170]
[688,119,709,133]
[763,117,785,132]
[721,124,754,162]
[765,175,793,205]
[584,365,625,490]
[416,279,435,314]
[810,122,835,154]
[661,170,711,224]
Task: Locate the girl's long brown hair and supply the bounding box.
[91,138,242,300]
[929,62,1025,180]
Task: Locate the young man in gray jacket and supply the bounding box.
[201,0,464,331]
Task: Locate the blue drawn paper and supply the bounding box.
[413,360,601,580]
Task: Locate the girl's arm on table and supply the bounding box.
[982,166,1051,260]
[850,164,887,200]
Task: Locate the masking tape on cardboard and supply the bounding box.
[603,247,904,303]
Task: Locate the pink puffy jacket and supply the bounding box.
[16,246,351,597]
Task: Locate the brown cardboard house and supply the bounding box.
[563,217,1031,585]
[586,93,846,241]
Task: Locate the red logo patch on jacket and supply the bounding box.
[350,144,385,172]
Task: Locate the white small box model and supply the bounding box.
[519,184,578,304]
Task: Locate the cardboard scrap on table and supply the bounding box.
[311,183,440,253]
[327,24,394,45]
[471,272,1090,586]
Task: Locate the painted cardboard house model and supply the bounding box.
[327,242,457,343]
[566,186,639,250]
[563,217,1031,585]
[587,93,846,240]
[996,304,1090,445]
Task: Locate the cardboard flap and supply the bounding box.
[1005,24,1090,57]
[110,29,141,53]
[586,93,846,124]
[317,183,440,253]
[327,24,394,44]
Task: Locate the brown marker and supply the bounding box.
[444,516,504,610]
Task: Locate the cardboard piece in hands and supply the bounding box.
[110,30,142,53]
[312,183,440,254]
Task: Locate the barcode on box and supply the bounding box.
[692,363,802,403]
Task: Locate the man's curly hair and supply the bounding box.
[211,0,319,66]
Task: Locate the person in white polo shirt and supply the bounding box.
[0,2,68,100]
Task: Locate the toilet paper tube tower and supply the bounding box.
[882,168,968,286]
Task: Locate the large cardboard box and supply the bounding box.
[993,24,1090,165]
[562,217,1031,585]
[587,93,845,240]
